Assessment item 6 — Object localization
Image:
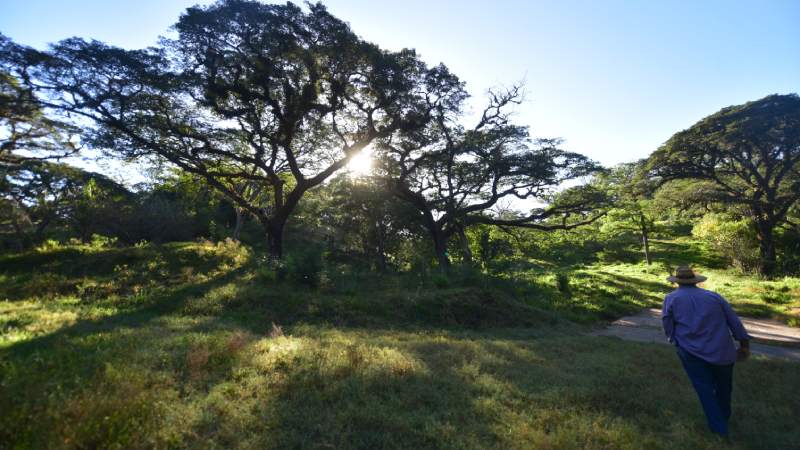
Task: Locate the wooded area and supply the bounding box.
[2,0,799,276]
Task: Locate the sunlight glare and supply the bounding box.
[347,147,374,177]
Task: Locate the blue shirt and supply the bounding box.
[662,286,750,365]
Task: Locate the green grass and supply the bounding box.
[581,238,800,327]
[1,240,799,449]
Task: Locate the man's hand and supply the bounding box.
[737,340,751,362]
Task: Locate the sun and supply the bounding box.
[346,147,374,177]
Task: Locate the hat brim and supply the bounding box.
[666,275,707,284]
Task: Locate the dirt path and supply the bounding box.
[592,308,800,362]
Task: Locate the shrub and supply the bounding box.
[555,272,570,294]
[692,213,760,273]
[286,245,324,286]
[35,239,62,252]
[456,264,484,287]
[431,273,451,289]
[776,227,800,275]
[760,291,792,305]
[89,234,118,249]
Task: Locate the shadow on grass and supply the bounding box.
[0,243,237,301]
[255,331,800,449]
[549,270,670,322]
[1,264,249,358]
[3,279,800,448]
[649,239,727,269]
[728,301,800,326]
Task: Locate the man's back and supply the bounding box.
[662,285,749,365]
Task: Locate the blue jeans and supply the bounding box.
[676,346,734,436]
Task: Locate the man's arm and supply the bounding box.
[737,338,751,361]
[720,297,751,360]
[661,296,675,343]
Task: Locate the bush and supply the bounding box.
[760,292,792,304]
[693,213,760,273]
[431,273,451,289]
[89,234,118,249]
[286,245,324,286]
[776,227,800,275]
[35,239,62,252]
[555,272,570,294]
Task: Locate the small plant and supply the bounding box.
[431,273,451,289]
[286,245,324,286]
[457,264,484,287]
[255,265,278,283]
[35,239,62,252]
[760,291,792,305]
[556,272,570,294]
[89,234,118,249]
[186,343,211,380]
[269,322,284,338]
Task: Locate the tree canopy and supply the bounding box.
[379,85,605,267]
[11,0,463,258]
[0,34,79,168]
[647,93,800,276]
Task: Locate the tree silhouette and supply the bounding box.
[380,85,604,268]
[14,1,462,258]
[1,34,79,168]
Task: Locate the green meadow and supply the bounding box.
[2,239,798,450]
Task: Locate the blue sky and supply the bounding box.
[1,0,798,167]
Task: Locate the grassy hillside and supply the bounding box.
[1,240,799,449]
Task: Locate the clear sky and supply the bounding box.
[1,0,798,167]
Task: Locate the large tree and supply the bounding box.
[647,94,800,276]
[598,161,657,265]
[379,86,605,268]
[12,1,461,258]
[0,159,131,245]
[1,35,79,168]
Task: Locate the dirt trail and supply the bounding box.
[592,308,800,362]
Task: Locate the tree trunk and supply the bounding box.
[34,214,53,241]
[640,214,651,265]
[433,230,451,270]
[376,222,388,272]
[233,208,244,241]
[266,219,286,259]
[756,220,777,277]
[458,227,473,265]
[262,184,304,260]
[378,245,388,272]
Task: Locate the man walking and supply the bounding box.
[662,266,751,438]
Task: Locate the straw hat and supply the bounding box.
[666,265,707,285]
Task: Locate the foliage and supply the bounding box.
[13,1,463,258]
[303,174,425,271]
[775,226,800,275]
[0,160,134,248]
[508,224,605,266]
[692,213,761,273]
[380,85,605,267]
[555,272,570,293]
[595,161,660,264]
[647,94,800,276]
[0,35,79,166]
[0,159,249,248]
[285,244,325,287]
